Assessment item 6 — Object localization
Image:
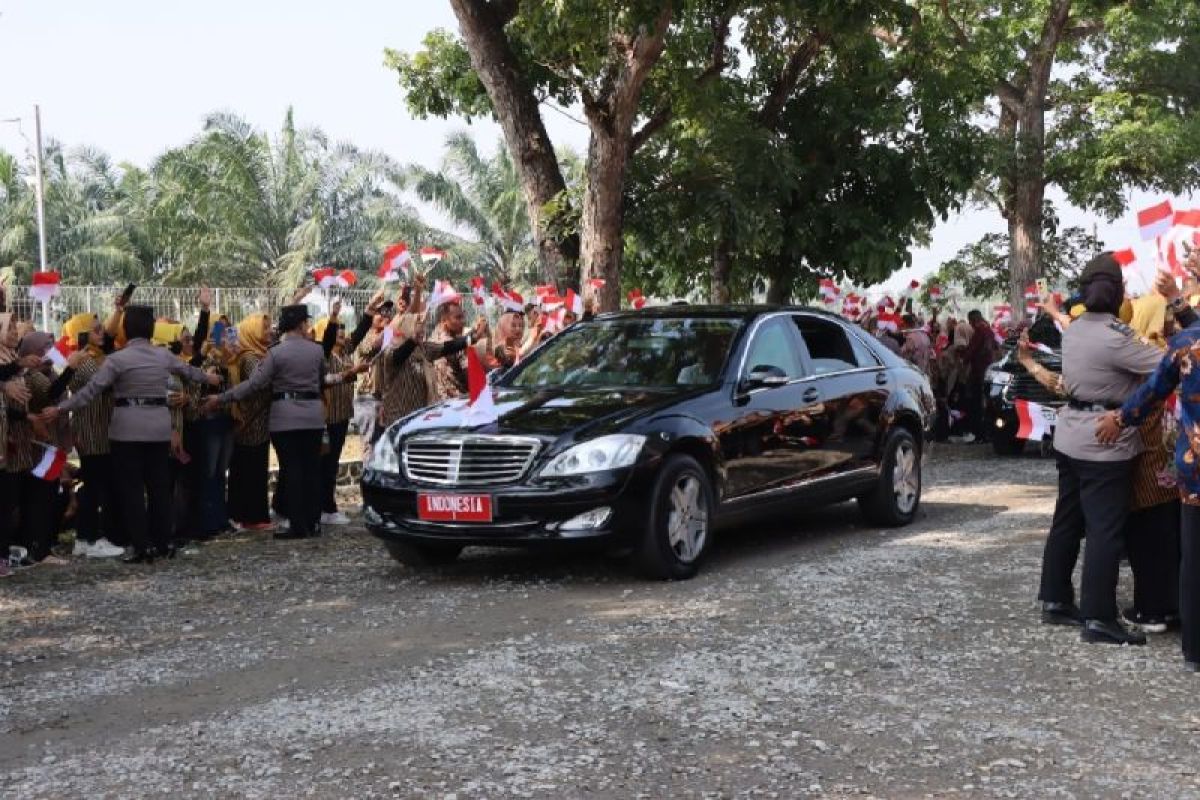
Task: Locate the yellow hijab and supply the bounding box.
[1129,294,1168,348]
[311,316,332,346]
[230,313,271,385]
[152,320,184,348]
[63,312,104,361]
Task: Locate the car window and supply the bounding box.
[792,315,863,375]
[848,330,881,368]
[742,318,804,379]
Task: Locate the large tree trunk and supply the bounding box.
[449,0,575,286]
[579,131,631,310]
[766,277,789,305]
[711,235,732,304]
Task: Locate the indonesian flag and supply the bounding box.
[470,276,486,307]
[491,282,524,313]
[1139,201,1174,241]
[30,271,61,303]
[534,284,556,298]
[31,444,67,481]
[540,293,565,311]
[993,303,1013,321]
[420,247,447,265]
[1026,301,1040,317]
[464,344,498,425]
[377,243,411,283]
[45,337,70,370]
[586,278,606,291]
[1015,399,1054,441]
[627,289,646,310]
[1174,209,1200,229]
[1023,283,1040,300]
[928,285,943,301]
[543,307,567,333]
[427,280,461,309]
[818,279,839,303]
[1113,248,1137,268]
[313,268,357,289]
[877,295,896,311]
[876,311,902,333]
[565,288,584,315]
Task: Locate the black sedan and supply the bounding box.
[361,306,934,579]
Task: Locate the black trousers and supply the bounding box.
[964,377,987,439]
[18,472,59,561]
[0,470,18,555]
[321,420,350,514]
[1127,501,1181,617]
[228,442,270,525]
[173,421,204,541]
[77,453,123,546]
[271,429,323,536]
[110,440,173,554]
[1039,454,1133,621]
[1181,505,1200,663]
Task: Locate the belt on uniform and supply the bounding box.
[1066,399,1122,412]
[272,391,320,401]
[114,397,167,407]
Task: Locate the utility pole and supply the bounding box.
[32,104,49,330]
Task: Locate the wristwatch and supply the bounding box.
[1170,295,1187,311]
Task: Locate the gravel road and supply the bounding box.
[2,444,1198,799]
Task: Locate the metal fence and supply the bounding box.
[3,285,378,330]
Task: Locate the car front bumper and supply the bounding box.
[359,464,656,548]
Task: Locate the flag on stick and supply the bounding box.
[31,444,67,481]
[1015,399,1055,440]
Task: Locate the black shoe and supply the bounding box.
[122,550,156,565]
[1121,606,1179,634]
[1081,618,1147,646]
[160,544,178,560]
[1041,602,1083,627]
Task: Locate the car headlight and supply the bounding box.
[368,435,400,473]
[538,434,646,478]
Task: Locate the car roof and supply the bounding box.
[594,305,845,323]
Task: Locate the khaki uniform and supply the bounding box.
[1055,312,1163,462]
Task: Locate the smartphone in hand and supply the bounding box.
[120,283,136,305]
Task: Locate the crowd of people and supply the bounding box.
[0,274,583,572]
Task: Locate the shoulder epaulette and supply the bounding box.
[1108,320,1134,337]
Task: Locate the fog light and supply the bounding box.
[995,417,1005,429]
[560,507,612,532]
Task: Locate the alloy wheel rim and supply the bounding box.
[667,475,708,564]
[893,442,919,514]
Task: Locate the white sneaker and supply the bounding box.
[86,538,125,558]
[321,512,351,526]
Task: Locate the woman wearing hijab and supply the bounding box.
[226,313,274,531]
[62,313,124,558]
[0,313,37,569]
[10,331,81,564]
[40,305,219,563]
[312,302,370,526]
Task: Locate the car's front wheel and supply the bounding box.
[858,429,921,527]
[383,540,463,568]
[633,454,713,580]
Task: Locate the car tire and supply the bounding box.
[633,454,714,580]
[383,540,463,568]
[858,429,921,527]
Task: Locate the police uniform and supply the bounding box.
[1043,311,1162,629]
[218,306,327,538]
[57,327,213,559]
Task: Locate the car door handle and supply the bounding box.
[802,387,820,403]
[875,372,888,385]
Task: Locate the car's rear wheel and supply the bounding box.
[858,429,921,527]
[633,455,713,580]
[383,540,463,568]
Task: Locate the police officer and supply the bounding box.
[204,304,339,540]
[40,305,219,563]
[1044,253,1164,645]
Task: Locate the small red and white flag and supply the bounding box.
[377,243,411,283]
[876,311,902,333]
[1015,399,1055,441]
[586,278,606,291]
[565,288,584,315]
[1138,201,1175,241]
[45,337,71,370]
[427,280,461,309]
[1113,248,1137,268]
[470,276,486,307]
[876,295,896,311]
[1023,283,1040,300]
[540,293,565,312]
[534,284,556,298]
[464,344,499,425]
[313,268,356,289]
[31,444,67,481]
[491,282,524,313]
[928,285,943,301]
[818,279,840,303]
[420,247,447,265]
[543,307,567,333]
[1174,209,1200,230]
[627,289,646,310]
[30,271,61,303]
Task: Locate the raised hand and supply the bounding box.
[367,288,385,314]
[472,316,490,341]
[1156,270,1182,302]
[198,286,213,310]
[330,299,342,320]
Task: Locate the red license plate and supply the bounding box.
[417,494,493,523]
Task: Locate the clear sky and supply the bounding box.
[0,0,1188,293]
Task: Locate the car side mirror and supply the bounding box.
[741,364,790,391]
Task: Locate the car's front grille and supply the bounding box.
[402,435,540,487]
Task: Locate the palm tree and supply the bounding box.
[0,144,146,285]
[406,134,538,286]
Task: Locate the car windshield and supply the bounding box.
[505,317,743,390]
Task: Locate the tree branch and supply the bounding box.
[1064,19,1104,41]
[488,0,518,25]
[938,0,970,47]
[996,80,1024,115]
[757,30,827,130]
